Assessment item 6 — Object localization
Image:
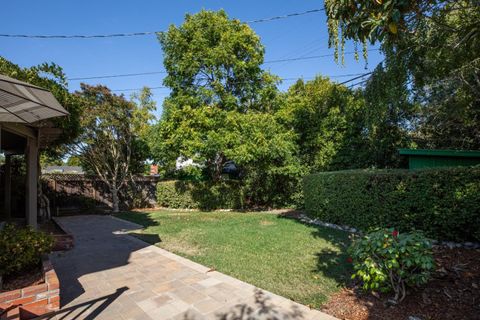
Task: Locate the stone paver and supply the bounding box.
[48,215,336,320]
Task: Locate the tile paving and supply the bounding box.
[48,215,336,320]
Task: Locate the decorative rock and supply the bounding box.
[296,215,480,249]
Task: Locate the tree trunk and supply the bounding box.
[213,153,225,182]
[111,187,120,213]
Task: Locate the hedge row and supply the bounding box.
[304,167,480,242]
[156,180,244,211]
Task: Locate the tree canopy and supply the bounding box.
[0,56,82,157]
[158,9,279,113]
[72,84,155,212]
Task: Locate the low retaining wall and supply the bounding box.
[51,218,74,251]
[0,256,60,320]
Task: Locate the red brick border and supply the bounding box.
[51,218,74,251]
[0,256,60,320]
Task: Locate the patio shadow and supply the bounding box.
[179,289,306,320]
[35,286,128,320]
[49,216,155,306]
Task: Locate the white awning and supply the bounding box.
[0,74,69,123]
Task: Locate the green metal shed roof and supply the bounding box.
[399,149,480,158]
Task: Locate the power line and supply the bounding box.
[0,8,325,39]
[112,86,168,92]
[264,49,380,64]
[339,72,372,85]
[110,73,369,92]
[245,8,324,23]
[68,49,379,81]
[69,71,167,81]
[348,79,370,88]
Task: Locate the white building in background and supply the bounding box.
[176,156,202,170]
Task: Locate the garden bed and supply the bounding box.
[0,256,60,320]
[39,218,74,251]
[322,247,480,320]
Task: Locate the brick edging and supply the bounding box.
[0,255,60,319]
[51,217,75,251]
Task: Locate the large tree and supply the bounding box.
[279,76,371,171]
[158,9,279,113]
[72,85,153,212]
[150,10,301,206]
[326,1,480,150]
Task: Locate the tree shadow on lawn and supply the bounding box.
[277,213,353,288]
[115,210,160,228]
[128,232,162,245]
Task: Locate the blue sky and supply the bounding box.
[0,0,383,117]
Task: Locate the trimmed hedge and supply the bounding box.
[156,180,244,211]
[304,167,480,242]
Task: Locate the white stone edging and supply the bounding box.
[297,213,480,250]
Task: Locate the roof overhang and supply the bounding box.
[0,74,69,124]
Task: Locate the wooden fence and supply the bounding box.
[41,174,160,214]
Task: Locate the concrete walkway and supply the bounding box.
[49,215,336,320]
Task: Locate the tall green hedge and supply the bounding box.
[304,167,480,242]
[156,180,244,211]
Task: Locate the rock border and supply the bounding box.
[297,213,480,250]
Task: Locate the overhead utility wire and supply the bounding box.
[338,72,373,85]
[0,9,325,39]
[264,49,379,64]
[69,48,379,81]
[69,71,167,80]
[111,73,370,92]
[245,8,324,23]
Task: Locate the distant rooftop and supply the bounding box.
[42,166,84,174]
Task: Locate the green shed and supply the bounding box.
[399,149,480,169]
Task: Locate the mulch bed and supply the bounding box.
[1,266,43,292]
[39,219,65,236]
[321,247,480,320]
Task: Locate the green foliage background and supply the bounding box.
[156,180,244,210]
[0,224,54,279]
[304,167,480,242]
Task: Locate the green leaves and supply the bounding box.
[280,76,369,173]
[0,56,82,158]
[159,10,278,113]
[348,228,434,302]
[304,167,480,242]
[0,224,54,278]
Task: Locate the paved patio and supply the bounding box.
[49,215,336,320]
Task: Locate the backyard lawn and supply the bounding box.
[115,210,351,309]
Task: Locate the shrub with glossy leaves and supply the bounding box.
[0,224,54,279]
[349,228,434,303]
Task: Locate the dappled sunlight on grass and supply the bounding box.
[116,209,351,309]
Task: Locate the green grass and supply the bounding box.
[115,210,351,308]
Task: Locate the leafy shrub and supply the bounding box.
[304,167,480,241]
[0,224,54,280]
[349,228,435,303]
[156,180,244,210]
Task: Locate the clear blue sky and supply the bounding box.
[0,0,383,117]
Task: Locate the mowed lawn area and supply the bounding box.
[115,210,352,309]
